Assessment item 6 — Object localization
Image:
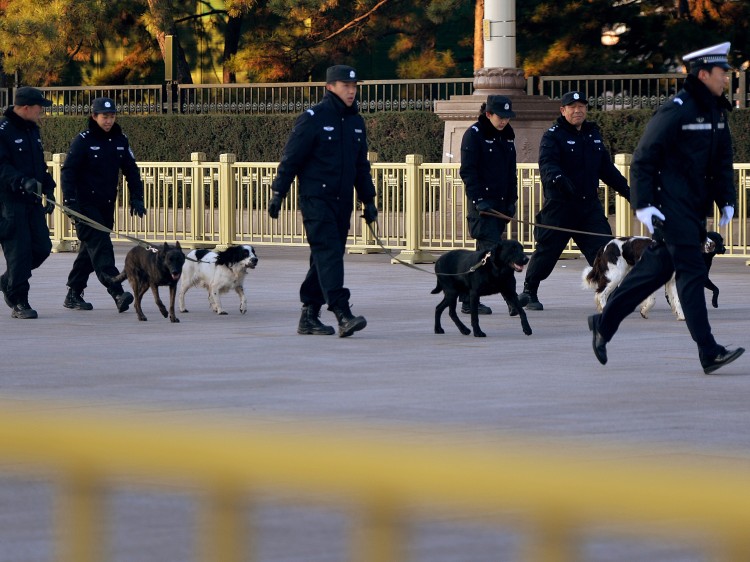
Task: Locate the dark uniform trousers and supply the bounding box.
[298,196,352,309]
[597,240,720,359]
[0,201,52,304]
[466,200,511,253]
[66,206,123,294]
[524,198,611,287]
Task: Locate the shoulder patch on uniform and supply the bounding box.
[673,97,684,106]
[323,126,334,131]
[306,109,315,116]
[471,125,479,132]
[566,140,575,145]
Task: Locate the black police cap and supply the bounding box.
[14,87,52,107]
[326,65,359,83]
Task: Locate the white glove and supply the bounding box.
[719,205,734,227]
[635,206,666,234]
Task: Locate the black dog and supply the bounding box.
[110,242,186,322]
[431,241,532,337]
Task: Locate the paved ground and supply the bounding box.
[0,243,749,561]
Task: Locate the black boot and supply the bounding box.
[108,287,133,313]
[518,282,543,311]
[331,303,367,338]
[11,301,37,319]
[297,304,335,335]
[64,288,93,310]
[460,294,492,315]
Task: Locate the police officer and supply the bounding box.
[460,95,518,316]
[0,87,56,319]
[518,91,630,310]
[588,42,744,374]
[61,97,146,312]
[268,65,377,337]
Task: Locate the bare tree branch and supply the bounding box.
[312,0,393,45]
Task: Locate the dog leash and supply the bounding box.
[365,221,489,277]
[479,208,615,238]
[37,193,158,251]
[35,193,210,262]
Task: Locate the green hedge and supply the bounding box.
[40,112,446,163]
[591,108,750,163]
[40,108,750,164]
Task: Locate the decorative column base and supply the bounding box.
[472,67,526,96]
[434,74,561,165]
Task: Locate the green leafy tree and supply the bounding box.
[0,0,110,85]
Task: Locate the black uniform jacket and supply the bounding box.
[539,116,630,203]
[271,91,375,206]
[631,74,736,243]
[62,118,144,213]
[0,106,55,202]
[460,115,517,211]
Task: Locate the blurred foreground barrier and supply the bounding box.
[1,401,750,562]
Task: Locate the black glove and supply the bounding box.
[268,191,284,219]
[43,193,55,215]
[130,199,146,218]
[17,177,41,197]
[475,199,493,212]
[554,175,576,199]
[362,201,378,224]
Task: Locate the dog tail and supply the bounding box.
[430,281,442,295]
[105,271,128,285]
[581,266,596,290]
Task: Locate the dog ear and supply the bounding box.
[175,241,182,250]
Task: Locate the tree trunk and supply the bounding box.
[147,0,193,84]
[474,0,484,70]
[222,14,242,84]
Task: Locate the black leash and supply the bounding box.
[363,205,617,276]
[479,208,615,238]
[36,193,209,262]
[364,221,489,277]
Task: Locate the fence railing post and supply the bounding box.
[349,152,380,254]
[217,153,237,250]
[189,152,212,248]
[49,152,76,252]
[391,154,436,264]
[614,153,633,237]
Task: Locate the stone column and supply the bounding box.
[434,0,559,163]
[474,0,525,95]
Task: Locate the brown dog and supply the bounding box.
[110,242,186,322]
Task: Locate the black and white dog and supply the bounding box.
[582,232,725,320]
[178,244,258,315]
